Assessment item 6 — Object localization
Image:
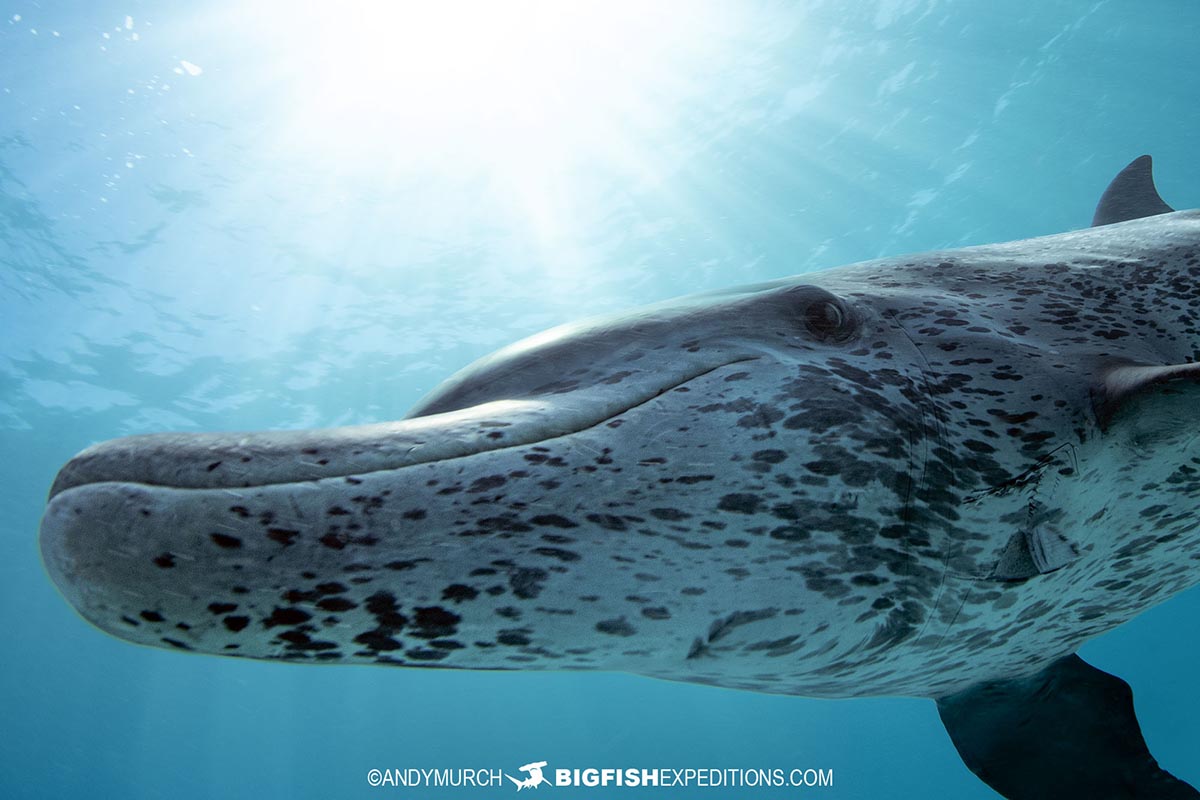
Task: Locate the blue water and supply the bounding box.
[3,1,1199,797]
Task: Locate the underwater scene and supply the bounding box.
[3,1,1200,798]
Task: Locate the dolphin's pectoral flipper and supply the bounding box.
[1092,154,1175,227]
[937,655,1198,799]
[1093,362,1200,444]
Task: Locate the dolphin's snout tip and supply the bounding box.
[39,481,167,636]
[39,486,90,621]
[39,491,67,582]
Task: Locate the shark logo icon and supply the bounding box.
[506,761,550,791]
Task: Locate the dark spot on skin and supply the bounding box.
[230,506,250,517]
[353,493,386,510]
[209,533,242,549]
[718,494,762,514]
[207,602,237,614]
[752,449,788,464]
[162,638,192,650]
[442,584,479,603]
[402,508,427,521]
[206,461,222,472]
[351,594,409,652]
[511,567,549,599]
[319,533,346,550]
[641,607,671,620]
[140,610,164,622]
[152,553,175,568]
[317,597,357,612]
[278,630,338,651]
[533,547,580,562]
[412,606,461,639]
[283,588,318,603]
[267,528,299,546]
[489,516,537,534]
[406,648,448,661]
[802,460,843,476]
[364,592,408,627]
[586,513,628,531]
[987,408,1038,424]
[600,370,634,385]
[355,631,402,651]
[530,514,579,528]
[596,617,636,636]
[498,631,531,646]
[468,475,507,493]
[263,607,312,628]
[736,403,785,429]
[224,616,250,632]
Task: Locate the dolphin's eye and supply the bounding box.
[803,298,852,340]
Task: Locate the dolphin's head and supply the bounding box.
[40,277,939,689]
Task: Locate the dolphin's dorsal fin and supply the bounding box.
[1091,155,1175,227]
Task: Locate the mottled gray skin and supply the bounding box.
[40,210,1200,701]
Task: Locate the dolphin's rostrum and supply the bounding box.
[39,157,1200,798]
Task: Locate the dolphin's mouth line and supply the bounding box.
[48,357,761,501]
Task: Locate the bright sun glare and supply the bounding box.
[189,1,763,273]
[238,1,746,178]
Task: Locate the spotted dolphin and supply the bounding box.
[40,156,1200,798]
